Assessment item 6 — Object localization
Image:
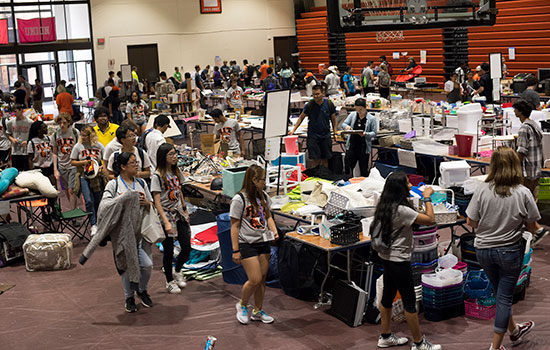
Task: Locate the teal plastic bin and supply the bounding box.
[222,167,248,197]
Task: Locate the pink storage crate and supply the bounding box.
[464,299,496,320]
[414,232,437,248]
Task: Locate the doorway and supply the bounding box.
[127,44,159,83]
[274,36,298,71]
[20,63,57,103]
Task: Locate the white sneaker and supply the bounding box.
[90,225,98,237]
[411,337,441,350]
[173,268,187,288]
[235,302,250,324]
[250,309,275,324]
[377,333,409,348]
[166,280,181,294]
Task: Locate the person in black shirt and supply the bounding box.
[475,62,494,105]
[11,81,27,107]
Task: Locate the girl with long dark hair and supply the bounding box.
[151,143,190,294]
[371,172,440,350]
[27,120,56,185]
[466,147,539,350]
[103,152,154,312]
[125,91,149,135]
[230,164,278,325]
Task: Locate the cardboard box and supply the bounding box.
[201,134,220,155]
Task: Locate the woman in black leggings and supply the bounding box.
[151,143,191,294]
[370,172,441,350]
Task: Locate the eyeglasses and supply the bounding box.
[167,152,178,157]
[126,160,138,166]
[125,133,137,139]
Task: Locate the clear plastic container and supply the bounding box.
[421,269,463,288]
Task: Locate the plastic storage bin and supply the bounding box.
[283,135,299,155]
[464,270,493,300]
[421,269,463,288]
[271,152,305,166]
[439,161,471,187]
[414,232,438,248]
[464,299,496,320]
[222,166,248,197]
[539,178,550,200]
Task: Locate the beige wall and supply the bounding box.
[91,0,295,83]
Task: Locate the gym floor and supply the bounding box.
[1,228,550,350]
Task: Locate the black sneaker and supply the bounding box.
[125,297,137,313]
[137,290,153,308]
[531,229,548,247]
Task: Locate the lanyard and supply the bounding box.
[256,198,266,224]
[118,175,135,191]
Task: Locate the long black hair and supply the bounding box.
[28,120,45,141]
[371,172,413,246]
[156,143,183,190]
[114,151,135,177]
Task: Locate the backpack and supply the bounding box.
[379,72,391,88]
[340,74,347,89]
[247,65,255,78]
[264,77,278,92]
[138,128,153,150]
[113,148,146,176]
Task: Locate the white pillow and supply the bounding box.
[15,170,58,198]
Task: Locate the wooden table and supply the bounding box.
[286,231,371,308]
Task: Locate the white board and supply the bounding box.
[121,64,132,83]
[489,52,502,79]
[146,114,182,138]
[264,89,290,139]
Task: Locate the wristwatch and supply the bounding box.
[423,197,432,203]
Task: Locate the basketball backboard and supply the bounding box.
[327,0,497,33]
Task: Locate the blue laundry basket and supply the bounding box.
[217,213,248,285]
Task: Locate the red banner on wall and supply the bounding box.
[0,19,8,45]
[17,17,56,43]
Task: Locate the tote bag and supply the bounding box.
[141,205,165,244]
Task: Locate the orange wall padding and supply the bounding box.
[469,0,550,78]
[296,0,550,88]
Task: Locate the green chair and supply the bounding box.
[51,202,91,241]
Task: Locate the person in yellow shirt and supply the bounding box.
[93,107,119,147]
[132,66,139,82]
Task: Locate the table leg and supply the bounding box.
[314,251,333,309]
[347,250,352,281]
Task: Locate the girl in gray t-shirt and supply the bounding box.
[229,164,278,325]
[370,172,440,349]
[27,120,55,184]
[150,143,190,295]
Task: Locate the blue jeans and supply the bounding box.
[476,242,523,334]
[121,241,153,298]
[80,177,102,225]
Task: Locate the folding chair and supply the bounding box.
[17,197,56,232]
[51,202,91,241]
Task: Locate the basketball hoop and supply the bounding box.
[376,30,405,42]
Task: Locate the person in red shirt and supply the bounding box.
[56,90,74,116]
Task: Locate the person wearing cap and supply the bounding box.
[474,62,494,104]
[289,84,337,169]
[145,114,171,169]
[324,66,340,95]
[473,66,482,81]
[305,71,318,97]
[93,106,119,147]
[342,98,377,176]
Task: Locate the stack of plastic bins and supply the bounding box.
[412,225,438,264]
[448,186,473,217]
[463,270,495,319]
[422,271,464,322]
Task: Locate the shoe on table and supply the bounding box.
[90,225,98,237]
[235,302,250,324]
[137,290,153,308]
[377,333,408,348]
[411,337,441,350]
[166,280,182,294]
[173,268,187,288]
[250,309,275,324]
[531,229,548,247]
[510,321,535,344]
[125,297,137,313]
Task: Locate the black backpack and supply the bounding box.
[339,74,347,89]
[112,148,146,176]
[138,128,153,150]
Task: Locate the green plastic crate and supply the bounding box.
[222,167,248,197]
[539,178,550,201]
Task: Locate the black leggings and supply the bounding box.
[161,220,191,282]
[381,259,417,313]
[345,147,370,177]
